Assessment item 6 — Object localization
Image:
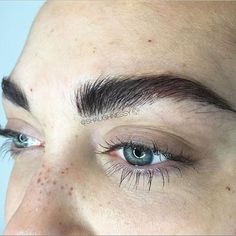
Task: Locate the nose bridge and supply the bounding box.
[4,163,94,235]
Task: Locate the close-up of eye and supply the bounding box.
[94,131,197,191]
[0,128,43,158]
[105,141,169,166]
[1,1,236,235]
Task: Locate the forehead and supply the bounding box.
[10,1,236,99]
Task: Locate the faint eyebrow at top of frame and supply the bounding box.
[75,73,236,118]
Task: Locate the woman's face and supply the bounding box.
[2,1,236,235]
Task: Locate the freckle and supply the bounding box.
[99,203,103,207]
[37,178,41,183]
[39,172,42,176]
[107,201,111,205]
[68,191,72,196]
[41,182,44,186]
[61,171,65,174]
[42,164,45,168]
[39,190,42,194]
[47,168,50,172]
[53,181,57,185]
[70,187,73,191]
[82,195,86,199]
[37,198,40,201]
[226,186,231,191]
[66,168,69,171]
[30,88,33,92]
[44,176,48,180]
[93,50,96,53]
[61,186,64,190]
[48,191,51,195]
[147,39,152,42]
[46,180,50,184]
[59,222,62,226]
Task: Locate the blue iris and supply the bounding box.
[13,134,29,148]
[123,146,154,166]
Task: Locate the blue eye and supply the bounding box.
[123,146,153,165]
[0,128,44,159]
[117,145,168,166]
[13,133,41,149]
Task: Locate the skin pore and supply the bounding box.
[1,1,236,235]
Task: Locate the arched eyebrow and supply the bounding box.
[75,74,236,117]
[1,74,236,117]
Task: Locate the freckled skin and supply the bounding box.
[226,186,231,191]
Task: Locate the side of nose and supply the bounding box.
[4,164,94,235]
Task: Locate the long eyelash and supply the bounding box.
[0,128,22,159]
[97,137,193,164]
[103,160,185,191]
[97,137,196,191]
[97,137,163,155]
[0,138,20,160]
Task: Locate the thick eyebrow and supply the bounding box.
[2,74,235,117]
[76,74,236,117]
[1,76,30,111]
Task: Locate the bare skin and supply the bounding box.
[2,1,236,235]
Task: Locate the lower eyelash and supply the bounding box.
[0,139,17,160]
[103,159,185,191]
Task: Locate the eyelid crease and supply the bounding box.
[102,125,196,153]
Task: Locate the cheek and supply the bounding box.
[5,157,41,223]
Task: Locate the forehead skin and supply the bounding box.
[9,1,236,116]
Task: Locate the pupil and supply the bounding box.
[18,134,28,143]
[133,148,145,158]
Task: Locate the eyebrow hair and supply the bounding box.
[75,73,236,117]
[1,74,235,117]
[1,76,30,111]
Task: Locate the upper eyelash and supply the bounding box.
[97,137,164,154]
[0,128,20,138]
[97,137,186,162]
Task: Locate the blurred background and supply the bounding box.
[0,1,45,232]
